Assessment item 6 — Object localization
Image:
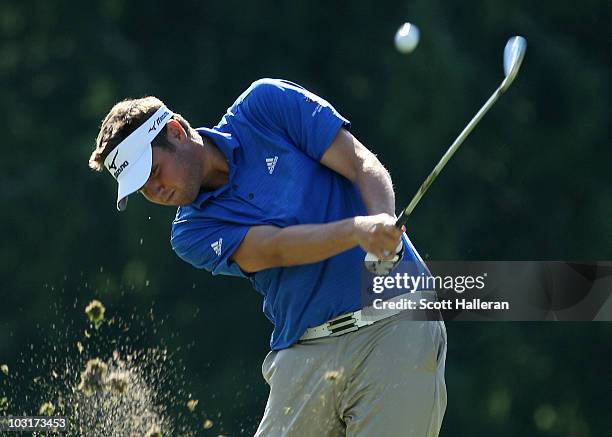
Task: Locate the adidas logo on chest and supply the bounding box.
[266,156,278,174]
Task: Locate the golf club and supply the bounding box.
[395,36,527,228]
[364,36,526,275]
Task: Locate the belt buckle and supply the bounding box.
[327,314,358,337]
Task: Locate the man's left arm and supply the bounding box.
[320,128,396,217]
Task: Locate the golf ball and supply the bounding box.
[394,22,420,53]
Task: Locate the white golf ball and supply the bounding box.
[394,22,420,54]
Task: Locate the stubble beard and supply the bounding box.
[176,152,204,206]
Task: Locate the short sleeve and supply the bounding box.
[241,78,351,161]
[171,217,250,278]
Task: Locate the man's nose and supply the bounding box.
[142,179,164,199]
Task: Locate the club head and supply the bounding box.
[500,36,527,92]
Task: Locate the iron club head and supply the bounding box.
[500,36,527,92]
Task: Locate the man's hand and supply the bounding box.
[355,214,406,275]
[354,214,405,260]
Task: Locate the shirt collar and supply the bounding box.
[190,126,240,207]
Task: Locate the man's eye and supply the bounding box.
[152,166,159,176]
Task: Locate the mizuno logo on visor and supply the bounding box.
[107,149,129,178]
[148,111,170,133]
[108,150,119,170]
[113,160,129,179]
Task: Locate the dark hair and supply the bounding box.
[89,96,192,171]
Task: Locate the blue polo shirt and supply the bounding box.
[171,78,427,350]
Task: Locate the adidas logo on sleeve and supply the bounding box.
[211,238,223,256]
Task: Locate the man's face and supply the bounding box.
[139,144,202,207]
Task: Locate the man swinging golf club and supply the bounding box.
[89,78,447,436]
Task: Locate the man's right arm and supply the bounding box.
[231,214,402,273]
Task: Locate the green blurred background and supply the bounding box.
[1,0,610,435]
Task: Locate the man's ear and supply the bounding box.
[165,119,187,144]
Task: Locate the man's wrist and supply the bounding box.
[366,207,396,217]
[350,216,363,246]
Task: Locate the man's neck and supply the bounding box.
[200,134,229,189]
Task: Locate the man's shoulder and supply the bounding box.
[171,205,192,232]
[171,203,206,233]
[171,200,227,234]
[244,77,291,94]
[233,78,301,108]
[170,204,206,252]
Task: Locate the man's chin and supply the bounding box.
[174,192,198,207]
[151,191,197,207]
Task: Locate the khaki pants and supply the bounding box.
[255,314,447,437]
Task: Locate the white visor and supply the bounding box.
[103,106,173,211]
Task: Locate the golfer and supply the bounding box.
[89,78,446,436]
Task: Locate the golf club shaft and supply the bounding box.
[396,84,504,227]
